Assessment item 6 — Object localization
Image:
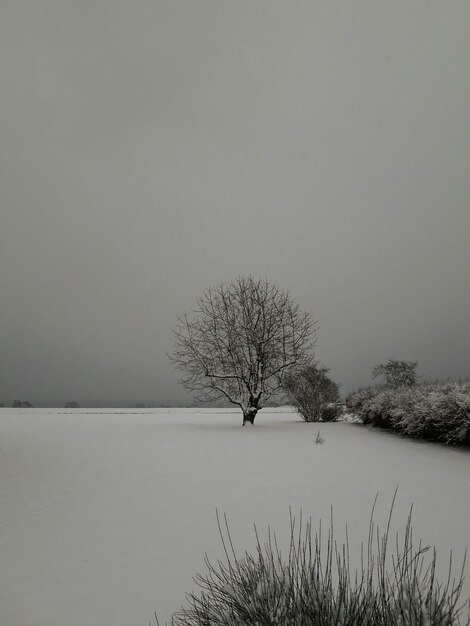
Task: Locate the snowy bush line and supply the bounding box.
[346,381,470,446]
[160,503,469,625]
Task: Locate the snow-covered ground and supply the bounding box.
[1,408,469,625]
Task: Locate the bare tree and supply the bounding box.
[283,363,340,422]
[372,359,418,388]
[170,276,316,425]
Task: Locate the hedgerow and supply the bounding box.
[346,381,470,446]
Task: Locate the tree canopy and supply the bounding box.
[283,363,340,422]
[372,359,419,388]
[170,276,316,424]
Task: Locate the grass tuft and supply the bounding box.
[158,493,469,625]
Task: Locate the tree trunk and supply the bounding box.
[242,406,258,426]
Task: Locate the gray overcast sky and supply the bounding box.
[1,1,469,406]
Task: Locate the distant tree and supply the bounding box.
[135,403,145,409]
[372,359,418,388]
[283,363,340,422]
[170,276,316,425]
[64,401,79,408]
[12,400,33,408]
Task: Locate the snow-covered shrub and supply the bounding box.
[163,504,469,625]
[283,364,340,422]
[363,387,399,428]
[345,385,383,417]
[321,402,343,422]
[347,381,470,446]
[405,382,470,445]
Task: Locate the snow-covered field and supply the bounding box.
[1,408,469,625]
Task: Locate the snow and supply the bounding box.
[0,407,469,625]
